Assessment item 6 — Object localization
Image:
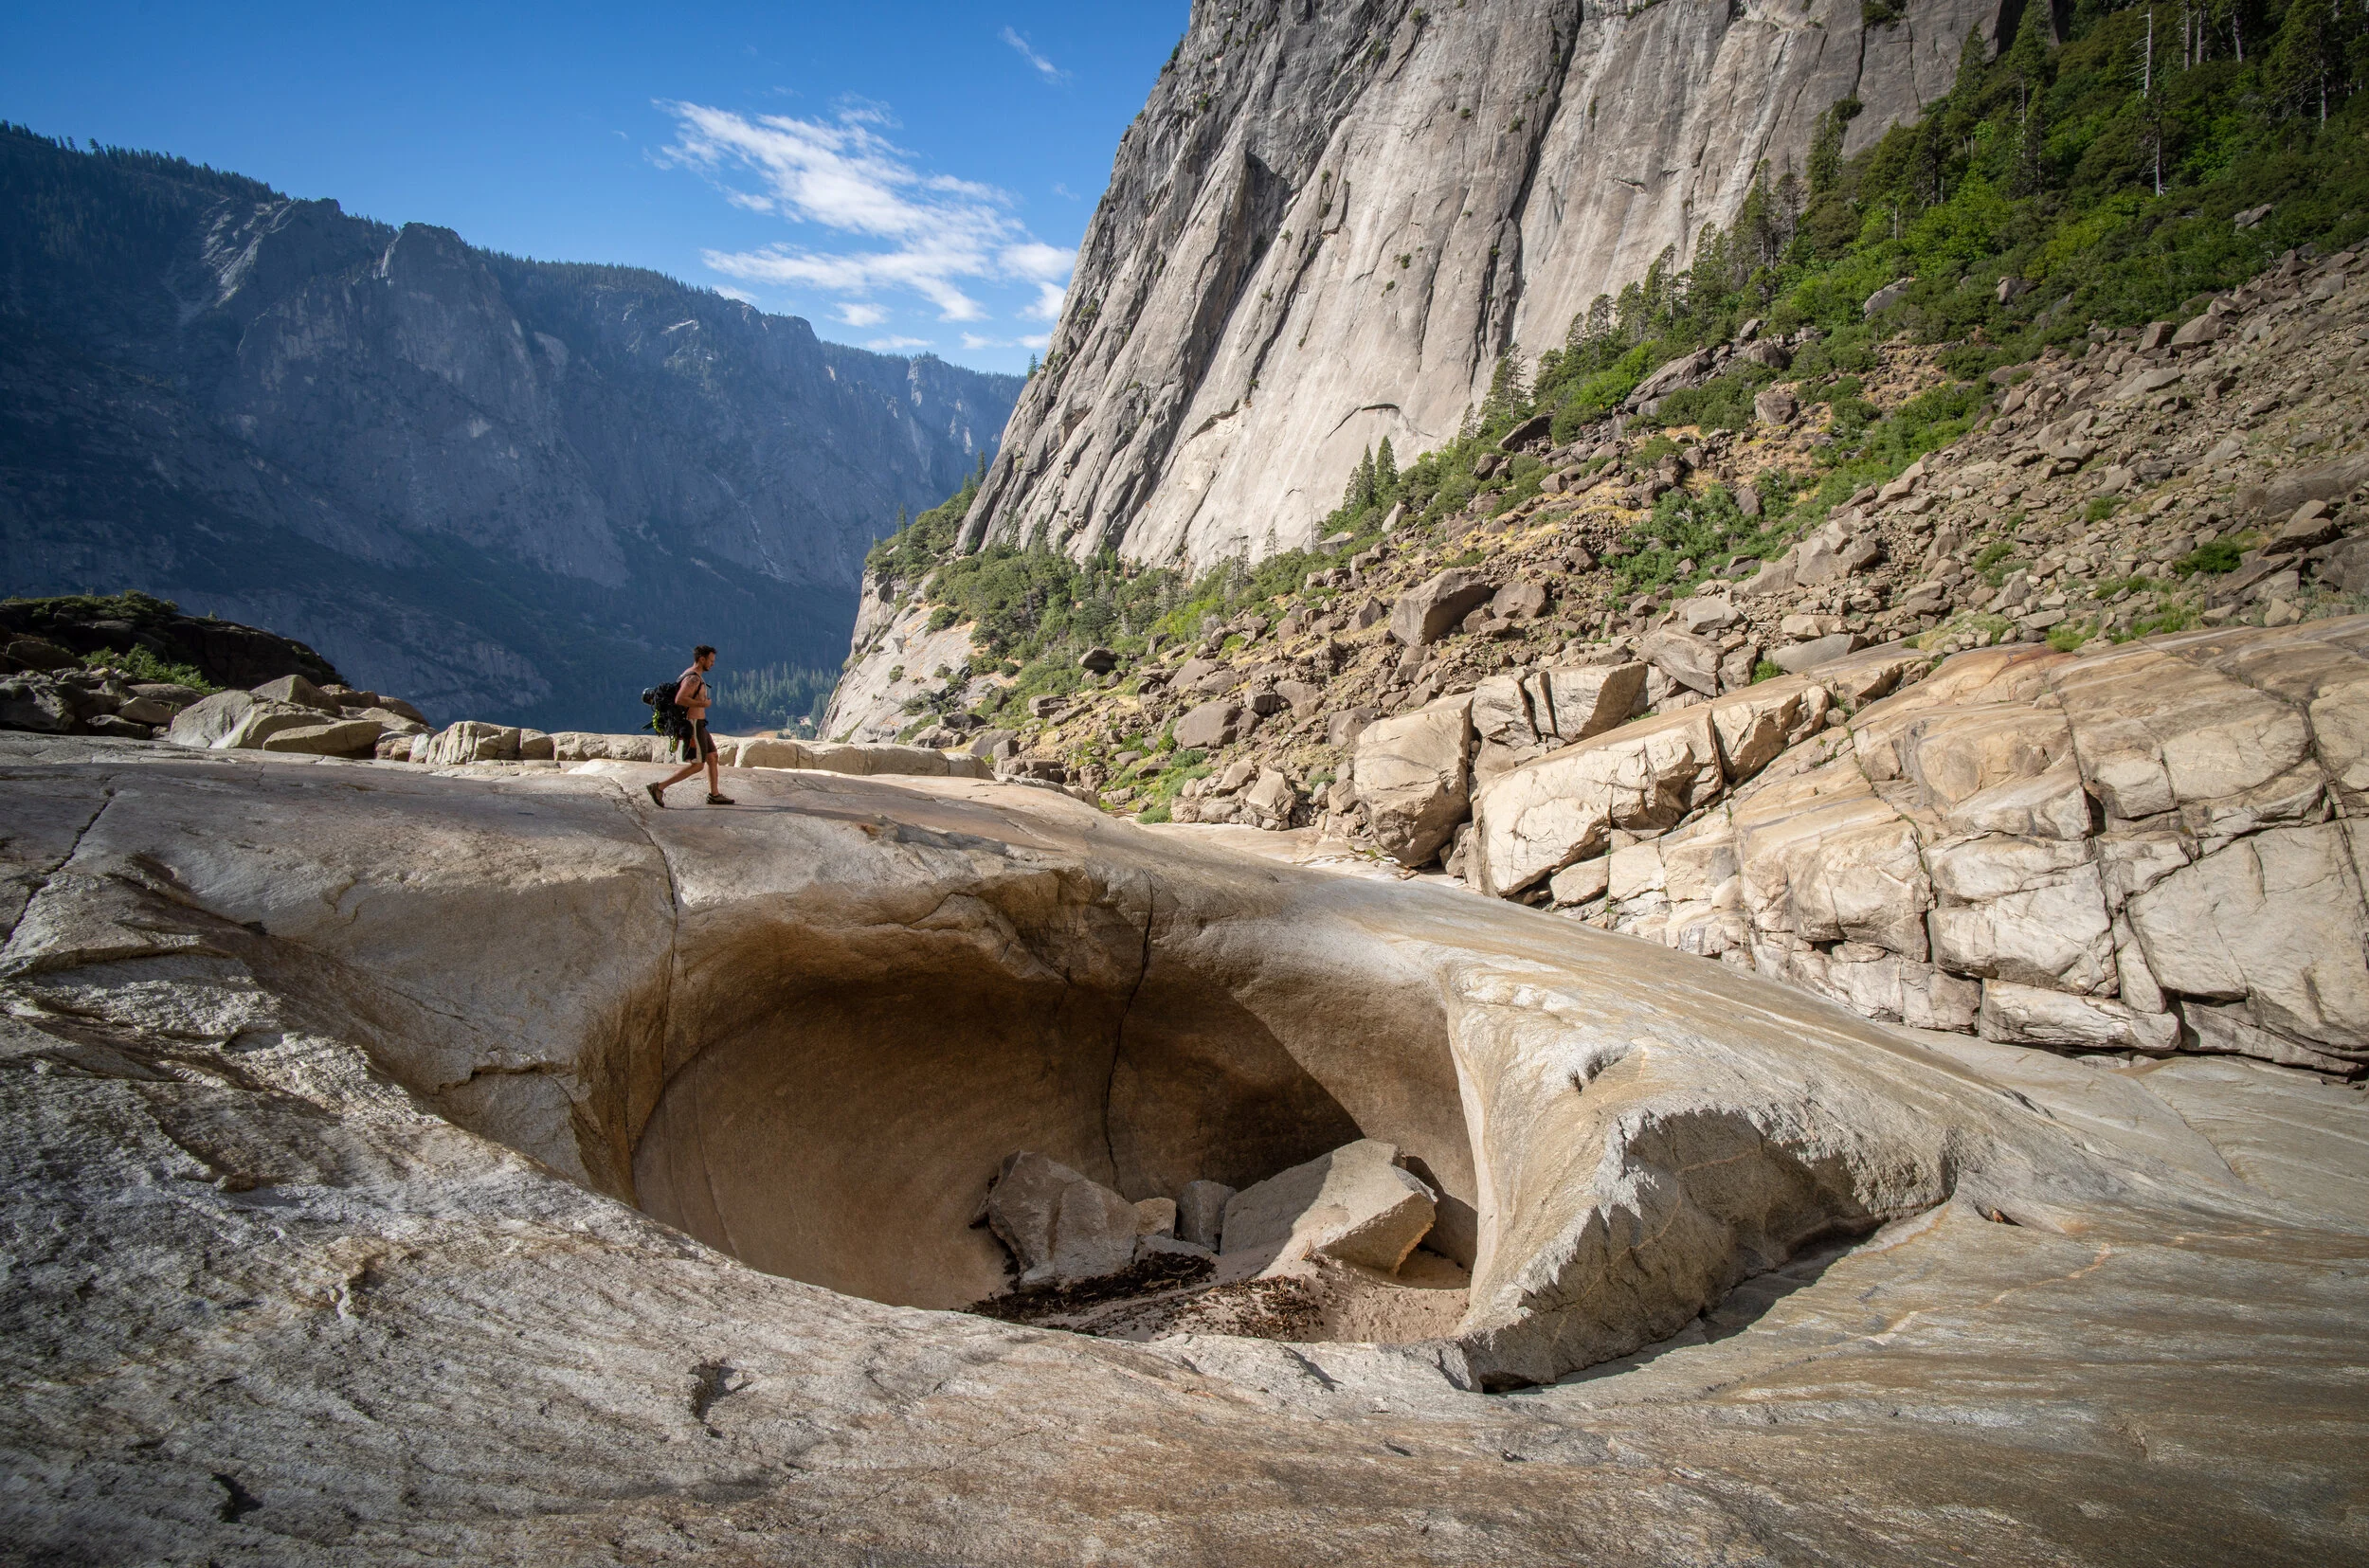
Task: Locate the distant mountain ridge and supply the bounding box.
[0,123,1022,730]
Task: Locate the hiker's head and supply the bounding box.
[693,644,716,670]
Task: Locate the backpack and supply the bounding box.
[641,676,690,736]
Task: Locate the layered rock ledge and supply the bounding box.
[0,734,2363,1563]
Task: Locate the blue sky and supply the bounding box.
[1,2,1187,373]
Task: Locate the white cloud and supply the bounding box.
[662,100,1067,323]
[836,302,888,327]
[958,331,1054,352]
[1001,241,1075,281]
[867,334,931,351]
[1022,281,1067,321]
[1002,27,1065,83]
[714,284,759,304]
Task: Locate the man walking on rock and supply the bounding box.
[647,644,735,807]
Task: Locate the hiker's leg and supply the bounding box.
[658,733,704,789]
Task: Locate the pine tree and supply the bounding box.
[1943,25,1992,148]
[1480,349,1529,428]
[1807,99,1855,193]
[1374,436,1398,498]
[2268,0,2342,123]
[2007,0,2054,196]
[1344,445,1373,510]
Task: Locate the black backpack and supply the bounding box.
[641,676,690,735]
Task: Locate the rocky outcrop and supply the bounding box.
[0,733,2362,1561]
[962,0,2000,570]
[0,592,338,690]
[0,126,1019,728]
[819,574,992,743]
[1539,623,2369,1075]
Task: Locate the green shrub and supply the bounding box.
[1651,373,1764,431]
[79,646,215,692]
[2175,540,2243,575]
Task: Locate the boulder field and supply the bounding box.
[0,727,2363,1562]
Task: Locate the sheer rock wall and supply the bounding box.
[963,0,1999,571]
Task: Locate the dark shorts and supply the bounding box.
[680,720,717,761]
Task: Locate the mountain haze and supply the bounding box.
[0,124,1021,729]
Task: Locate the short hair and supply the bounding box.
[693,644,717,660]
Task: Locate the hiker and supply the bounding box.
[647,644,735,807]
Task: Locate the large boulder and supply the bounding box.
[163,690,321,750]
[422,721,522,766]
[733,737,813,769]
[1351,694,1474,866]
[1175,1180,1234,1250]
[1173,699,1250,751]
[162,690,258,749]
[1472,708,1725,895]
[1926,836,2117,995]
[1469,674,1547,784]
[1978,981,2181,1054]
[1772,633,1859,674]
[1639,628,1722,697]
[249,675,341,715]
[1489,581,1549,621]
[1526,662,1647,743]
[257,719,386,758]
[1325,706,1381,748]
[1388,570,1494,647]
[1624,347,1716,409]
[983,1152,1140,1289]
[2125,822,2369,1072]
[1219,1141,1437,1275]
[1732,764,1932,961]
[0,679,78,734]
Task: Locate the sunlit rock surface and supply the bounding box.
[0,733,2362,1564]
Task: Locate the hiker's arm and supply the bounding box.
[676,673,703,709]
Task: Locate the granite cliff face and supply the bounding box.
[0,127,1020,728]
[963,0,1998,569]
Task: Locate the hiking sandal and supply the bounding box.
[645,783,666,808]
[706,793,736,805]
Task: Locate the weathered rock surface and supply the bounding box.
[984,1152,1141,1288]
[1177,1178,1236,1250]
[1219,1139,1439,1273]
[1542,621,2369,1075]
[0,592,339,691]
[0,735,2363,1562]
[960,0,2003,571]
[1350,693,1474,865]
[1391,570,1496,647]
